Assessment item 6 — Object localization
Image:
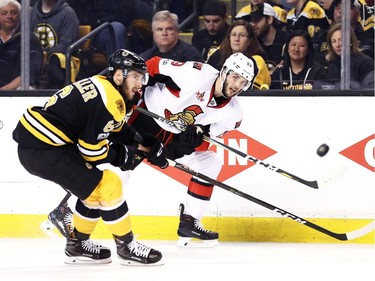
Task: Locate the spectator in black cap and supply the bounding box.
[247,2,288,74]
[192,0,230,61]
[236,0,288,27]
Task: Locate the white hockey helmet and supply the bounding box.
[220,53,255,94]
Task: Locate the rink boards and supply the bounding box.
[0,96,374,243]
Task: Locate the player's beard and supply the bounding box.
[222,79,242,99]
[122,84,141,111]
[222,79,230,98]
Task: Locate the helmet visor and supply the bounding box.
[124,69,149,85]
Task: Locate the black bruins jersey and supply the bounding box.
[287,0,330,38]
[357,0,374,33]
[13,75,127,163]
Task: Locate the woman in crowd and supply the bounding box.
[207,19,271,90]
[325,23,374,89]
[271,30,327,90]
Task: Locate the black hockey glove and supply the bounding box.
[110,143,137,171]
[141,134,169,169]
[180,124,207,148]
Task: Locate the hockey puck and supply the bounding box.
[317,144,329,157]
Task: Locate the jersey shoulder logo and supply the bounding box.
[116,100,125,115]
[195,91,205,102]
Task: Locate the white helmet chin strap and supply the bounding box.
[219,73,226,98]
[219,68,231,99]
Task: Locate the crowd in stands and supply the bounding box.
[0,0,374,91]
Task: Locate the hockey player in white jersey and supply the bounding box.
[128,52,257,247]
[47,52,258,248]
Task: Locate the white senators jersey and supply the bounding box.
[144,57,243,138]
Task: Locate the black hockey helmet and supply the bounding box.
[107,49,149,85]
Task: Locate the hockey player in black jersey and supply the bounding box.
[46,52,257,248]
[12,49,168,266]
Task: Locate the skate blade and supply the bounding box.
[119,258,164,266]
[177,237,219,248]
[64,256,112,265]
[40,220,62,238]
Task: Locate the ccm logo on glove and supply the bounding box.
[181,125,207,148]
[141,134,169,169]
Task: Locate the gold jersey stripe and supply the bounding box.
[20,116,63,146]
[78,138,108,162]
[26,108,73,144]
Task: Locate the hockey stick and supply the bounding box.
[203,137,346,189]
[40,192,72,238]
[133,105,345,189]
[56,191,71,206]
[167,159,375,241]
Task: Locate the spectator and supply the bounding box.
[271,30,327,90]
[354,0,374,41]
[317,0,335,23]
[286,0,330,38]
[236,0,288,28]
[140,10,204,62]
[207,19,271,90]
[331,0,374,58]
[325,23,374,89]
[192,0,229,61]
[247,2,289,73]
[30,0,79,89]
[0,0,42,90]
[319,0,374,37]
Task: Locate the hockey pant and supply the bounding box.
[175,150,222,220]
[74,169,132,237]
[16,145,132,237]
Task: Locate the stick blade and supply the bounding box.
[317,163,347,188]
[345,220,375,240]
[40,220,63,238]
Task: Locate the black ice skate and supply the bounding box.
[114,233,163,266]
[48,203,73,238]
[65,237,112,264]
[177,203,219,247]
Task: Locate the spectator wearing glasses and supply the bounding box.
[192,0,230,61]
[207,19,271,90]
